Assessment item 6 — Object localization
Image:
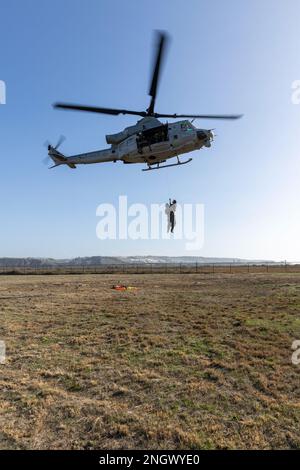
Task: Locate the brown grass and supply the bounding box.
[0,273,299,449]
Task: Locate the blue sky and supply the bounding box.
[1,0,300,260]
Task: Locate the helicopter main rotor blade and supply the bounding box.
[53,103,147,117]
[147,31,168,115]
[54,103,243,121]
[153,113,243,120]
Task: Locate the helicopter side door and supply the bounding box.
[136,124,169,155]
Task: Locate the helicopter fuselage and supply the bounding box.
[50,118,213,169]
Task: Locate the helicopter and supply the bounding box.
[47,32,242,171]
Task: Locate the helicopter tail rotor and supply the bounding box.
[43,136,76,169]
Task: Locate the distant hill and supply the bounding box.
[0,256,277,267]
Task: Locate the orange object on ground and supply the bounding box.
[112,285,137,291]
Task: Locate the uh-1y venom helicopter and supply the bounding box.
[47,32,242,171]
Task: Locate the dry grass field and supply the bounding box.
[0,273,299,449]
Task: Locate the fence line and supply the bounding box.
[0,262,299,275]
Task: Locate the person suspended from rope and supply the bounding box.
[166,198,177,233]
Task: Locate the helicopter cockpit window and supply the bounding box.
[180,121,193,131]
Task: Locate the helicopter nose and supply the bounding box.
[197,129,214,141]
[208,130,214,141]
[197,129,214,148]
[197,130,207,140]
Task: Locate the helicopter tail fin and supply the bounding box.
[48,146,76,169]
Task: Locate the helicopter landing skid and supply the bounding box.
[142,157,192,171]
